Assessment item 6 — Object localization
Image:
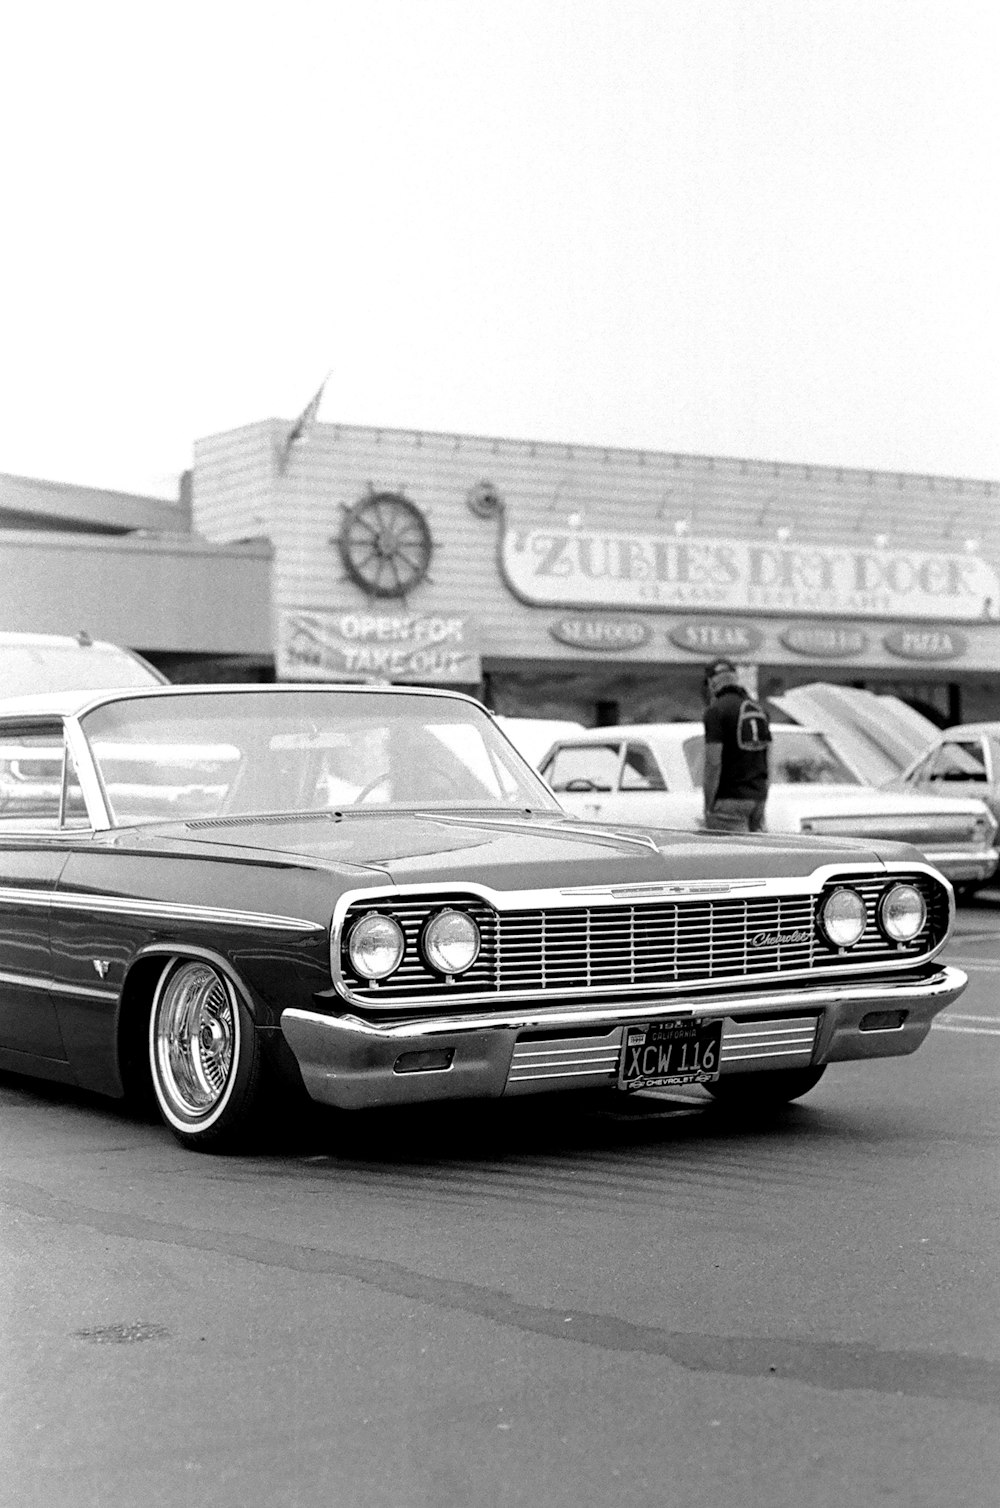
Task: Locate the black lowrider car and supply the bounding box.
[0,685,966,1150]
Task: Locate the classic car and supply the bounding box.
[0,684,966,1151]
[896,723,1000,888]
[540,722,998,890]
[0,630,165,696]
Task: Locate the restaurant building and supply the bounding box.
[193,418,1000,728]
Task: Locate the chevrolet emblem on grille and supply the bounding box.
[751,929,812,948]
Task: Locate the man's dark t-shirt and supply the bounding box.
[703,684,771,800]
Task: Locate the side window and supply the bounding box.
[543,743,622,792]
[0,721,67,831]
[906,751,934,784]
[682,736,705,785]
[62,745,91,828]
[619,743,667,791]
[925,741,988,783]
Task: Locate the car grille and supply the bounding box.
[339,871,949,1003]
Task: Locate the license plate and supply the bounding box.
[618,1017,722,1091]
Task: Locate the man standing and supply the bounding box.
[702,658,771,832]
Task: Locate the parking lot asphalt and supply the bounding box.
[1,892,999,1508]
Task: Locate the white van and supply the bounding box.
[0,632,165,696]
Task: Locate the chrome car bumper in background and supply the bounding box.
[922,848,999,885]
[280,965,968,1111]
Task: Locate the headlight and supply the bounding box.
[878,883,927,943]
[818,887,867,948]
[421,909,481,976]
[347,913,405,980]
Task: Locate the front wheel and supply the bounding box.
[149,958,265,1151]
[705,1065,826,1110]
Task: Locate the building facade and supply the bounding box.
[0,468,273,680]
[193,419,1000,728]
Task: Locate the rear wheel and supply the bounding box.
[705,1065,825,1110]
[149,958,265,1151]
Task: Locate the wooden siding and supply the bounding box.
[191,420,1000,676]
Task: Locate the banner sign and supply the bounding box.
[277,610,481,683]
[499,526,1000,622]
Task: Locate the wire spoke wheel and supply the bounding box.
[149,959,261,1146]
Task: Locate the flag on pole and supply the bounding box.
[278,374,330,473]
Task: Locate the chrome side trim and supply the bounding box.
[329,860,954,1009]
[0,887,321,933]
[0,967,115,1001]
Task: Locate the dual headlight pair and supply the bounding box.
[820,882,926,949]
[347,908,481,982]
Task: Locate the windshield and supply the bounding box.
[79,690,559,826]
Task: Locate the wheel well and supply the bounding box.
[117,955,171,1105]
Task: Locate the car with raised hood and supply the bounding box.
[540,721,998,891]
[0,684,966,1150]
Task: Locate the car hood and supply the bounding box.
[148,809,908,889]
[770,684,938,784]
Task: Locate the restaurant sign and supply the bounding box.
[781,624,868,657]
[883,626,968,661]
[668,620,762,655]
[549,615,650,651]
[277,609,481,683]
[500,526,999,622]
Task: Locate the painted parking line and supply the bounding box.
[933,1011,1000,1038]
[942,958,1000,972]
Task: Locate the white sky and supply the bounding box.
[0,0,997,498]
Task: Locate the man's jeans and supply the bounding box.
[704,798,767,833]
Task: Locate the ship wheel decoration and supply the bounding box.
[336,491,433,598]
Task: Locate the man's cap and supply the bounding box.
[704,658,737,679]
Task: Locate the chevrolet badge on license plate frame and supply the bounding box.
[618,1017,723,1091]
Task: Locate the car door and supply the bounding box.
[592,741,699,829]
[540,741,624,820]
[0,718,78,1060]
[908,737,993,813]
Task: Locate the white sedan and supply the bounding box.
[537,721,999,889]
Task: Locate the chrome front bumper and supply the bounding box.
[280,965,967,1111]
[924,848,998,884]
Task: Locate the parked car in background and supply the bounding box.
[0,683,966,1149]
[767,682,941,786]
[0,631,165,696]
[896,724,1000,891]
[539,722,999,892]
[495,716,585,765]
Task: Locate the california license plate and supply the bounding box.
[618,1018,722,1091]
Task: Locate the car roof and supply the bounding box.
[0,682,485,721]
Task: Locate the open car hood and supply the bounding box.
[769,684,940,785]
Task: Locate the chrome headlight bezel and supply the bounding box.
[818,886,868,949]
[420,908,481,977]
[346,911,406,981]
[877,882,927,943]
